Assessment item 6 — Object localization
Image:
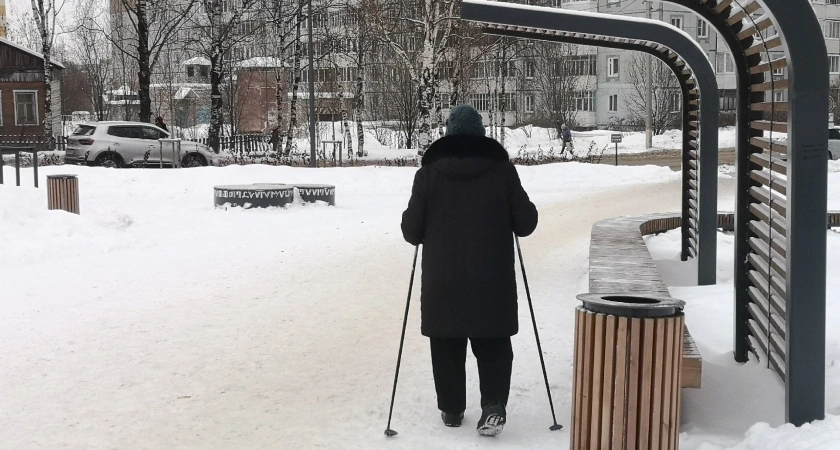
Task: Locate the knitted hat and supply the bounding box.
[445,105,485,137]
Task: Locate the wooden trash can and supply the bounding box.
[571,293,685,450]
[47,174,80,214]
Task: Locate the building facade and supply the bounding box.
[0,37,63,138]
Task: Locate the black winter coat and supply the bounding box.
[401,135,538,338]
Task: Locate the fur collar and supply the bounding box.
[421,135,509,167]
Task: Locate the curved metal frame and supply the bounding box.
[660,0,828,425]
[460,0,719,285]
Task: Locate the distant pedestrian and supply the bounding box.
[155,116,168,132]
[561,123,573,154]
[401,105,538,437]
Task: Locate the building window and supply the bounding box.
[716,52,735,73]
[14,91,38,126]
[670,16,684,31]
[670,91,681,112]
[608,94,618,112]
[607,57,619,77]
[573,91,594,111]
[719,89,736,111]
[827,21,840,39]
[697,20,709,38]
[0,91,3,126]
[774,90,785,102]
[187,66,195,77]
[200,66,209,77]
[525,94,535,113]
[525,60,535,79]
[831,55,840,74]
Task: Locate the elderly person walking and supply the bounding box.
[401,105,538,437]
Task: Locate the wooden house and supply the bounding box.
[0,37,64,139]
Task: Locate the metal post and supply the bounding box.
[32,147,39,188]
[307,0,317,168]
[14,150,20,186]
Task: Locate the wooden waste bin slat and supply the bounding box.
[47,175,79,214]
[572,294,685,450]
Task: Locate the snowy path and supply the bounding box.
[1,164,737,449]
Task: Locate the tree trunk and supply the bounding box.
[338,88,353,159]
[208,51,224,152]
[285,15,303,156]
[354,47,365,157]
[137,0,152,123]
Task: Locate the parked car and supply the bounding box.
[829,127,840,160]
[64,121,214,168]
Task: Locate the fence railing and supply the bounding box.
[0,135,67,152]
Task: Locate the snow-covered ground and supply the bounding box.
[2,137,840,448]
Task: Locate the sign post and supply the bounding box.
[611,133,622,166]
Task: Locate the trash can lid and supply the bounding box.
[47,174,78,179]
[576,293,685,318]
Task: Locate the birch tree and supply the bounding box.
[189,0,261,152]
[371,0,458,152]
[29,0,65,145]
[105,0,197,124]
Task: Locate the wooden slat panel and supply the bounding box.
[611,317,628,450]
[748,253,787,298]
[749,236,787,278]
[749,203,787,238]
[750,186,787,217]
[572,309,584,449]
[745,36,783,56]
[650,318,666,450]
[748,269,787,314]
[738,17,774,41]
[752,101,788,112]
[590,313,606,448]
[752,78,789,92]
[749,220,787,259]
[600,315,617,449]
[638,318,654,450]
[626,317,641,446]
[581,311,594,448]
[751,120,787,133]
[750,152,788,175]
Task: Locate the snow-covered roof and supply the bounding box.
[174,87,198,100]
[238,57,286,69]
[0,36,66,69]
[110,85,136,95]
[182,56,210,66]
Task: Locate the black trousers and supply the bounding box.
[429,337,513,414]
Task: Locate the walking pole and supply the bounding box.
[515,235,563,431]
[384,245,420,437]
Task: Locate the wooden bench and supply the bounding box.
[588,213,706,389]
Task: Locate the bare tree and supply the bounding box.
[185,0,261,151]
[623,54,682,135]
[7,2,43,50]
[529,41,594,137]
[30,0,68,144]
[105,0,197,124]
[370,0,458,152]
[71,0,113,121]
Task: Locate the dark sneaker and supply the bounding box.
[476,404,506,436]
[441,411,464,427]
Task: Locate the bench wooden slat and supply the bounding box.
[589,213,703,389]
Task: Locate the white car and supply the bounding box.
[829,127,840,160]
[64,121,214,168]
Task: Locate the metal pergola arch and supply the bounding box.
[480,29,707,271]
[654,0,828,425]
[462,0,830,426]
[460,0,719,285]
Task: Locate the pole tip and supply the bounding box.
[384,429,398,437]
[550,424,563,431]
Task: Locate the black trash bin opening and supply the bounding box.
[576,293,685,318]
